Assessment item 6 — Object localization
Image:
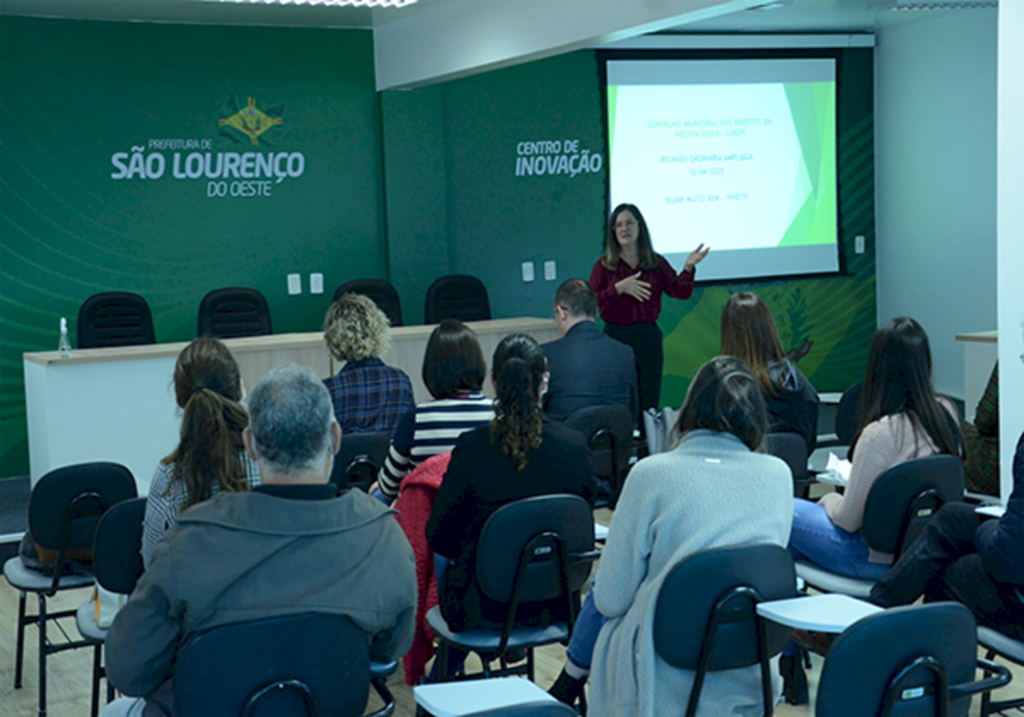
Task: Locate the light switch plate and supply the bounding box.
[544,260,557,281]
[287,273,301,295]
[522,262,535,282]
[855,235,865,254]
[310,273,324,294]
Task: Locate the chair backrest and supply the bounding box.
[834,381,864,446]
[174,612,372,717]
[78,292,156,348]
[654,544,796,672]
[654,544,796,717]
[328,431,392,489]
[198,287,272,339]
[476,494,594,608]
[423,275,491,324]
[93,497,147,595]
[564,404,634,504]
[766,432,809,485]
[862,454,965,559]
[817,603,978,717]
[28,462,137,592]
[334,279,403,327]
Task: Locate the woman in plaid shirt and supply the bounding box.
[322,293,414,434]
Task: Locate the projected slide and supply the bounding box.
[606,58,839,282]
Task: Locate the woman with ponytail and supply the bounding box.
[141,338,259,566]
[426,333,597,633]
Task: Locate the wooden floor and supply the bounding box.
[4,536,1024,715]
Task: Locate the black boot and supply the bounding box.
[780,650,809,705]
[548,668,587,706]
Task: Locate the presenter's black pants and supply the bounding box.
[870,502,1024,640]
[603,321,663,416]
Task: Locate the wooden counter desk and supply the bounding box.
[23,317,558,492]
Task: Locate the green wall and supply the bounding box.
[1,18,385,476]
[0,16,876,478]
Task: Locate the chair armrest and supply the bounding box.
[948,657,1012,701]
[569,550,602,565]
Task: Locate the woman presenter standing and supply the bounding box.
[590,203,709,414]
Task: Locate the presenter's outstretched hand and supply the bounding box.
[684,244,710,273]
[616,272,652,302]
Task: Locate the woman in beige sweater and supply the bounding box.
[788,317,962,578]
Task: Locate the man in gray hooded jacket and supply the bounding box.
[103,364,417,717]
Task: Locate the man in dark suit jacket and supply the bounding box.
[542,279,638,424]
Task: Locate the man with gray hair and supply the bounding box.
[543,279,638,425]
[103,364,416,717]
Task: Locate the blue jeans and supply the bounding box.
[565,585,607,672]
[787,498,890,580]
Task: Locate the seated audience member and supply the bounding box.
[542,278,638,424]
[102,364,416,717]
[376,319,493,500]
[870,433,1024,638]
[392,452,452,685]
[721,292,819,455]
[788,317,963,579]
[142,337,259,567]
[322,292,414,434]
[549,356,793,715]
[964,362,1000,495]
[426,333,597,633]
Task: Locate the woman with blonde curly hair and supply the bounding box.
[322,293,414,434]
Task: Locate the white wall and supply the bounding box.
[997,0,1024,498]
[874,8,997,401]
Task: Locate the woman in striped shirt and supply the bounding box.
[376,319,494,500]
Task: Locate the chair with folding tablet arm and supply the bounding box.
[796,454,965,599]
[3,462,137,717]
[425,494,599,683]
[75,497,147,717]
[173,612,396,717]
[653,543,798,717]
[815,603,1010,717]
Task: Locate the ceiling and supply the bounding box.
[0,0,968,32]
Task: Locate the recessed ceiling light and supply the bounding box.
[194,0,419,7]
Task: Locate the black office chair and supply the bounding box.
[766,432,813,498]
[834,381,864,446]
[816,603,1010,717]
[796,454,965,598]
[426,494,599,682]
[78,292,156,348]
[75,497,147,717]
[976,627,1024,716]
[2,462,137,717]
[334,279,403,327]
[174,612,396,717]
[564,404,635,509]
[328,431,392,492]
[654,544,797,717]
[424,275,491,324]
[197,286,272,339]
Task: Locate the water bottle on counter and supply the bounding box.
[58,317,72,358]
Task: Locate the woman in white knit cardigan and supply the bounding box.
[564,356,794,717]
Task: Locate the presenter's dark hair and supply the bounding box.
[554,279,598,319]
[673,356,768,452]
[601,203,658,271]
[490,333,546,471]
[852,317,962,460]
[164,338,250,510]
[422,319,487,399]
[721,292,787,395]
